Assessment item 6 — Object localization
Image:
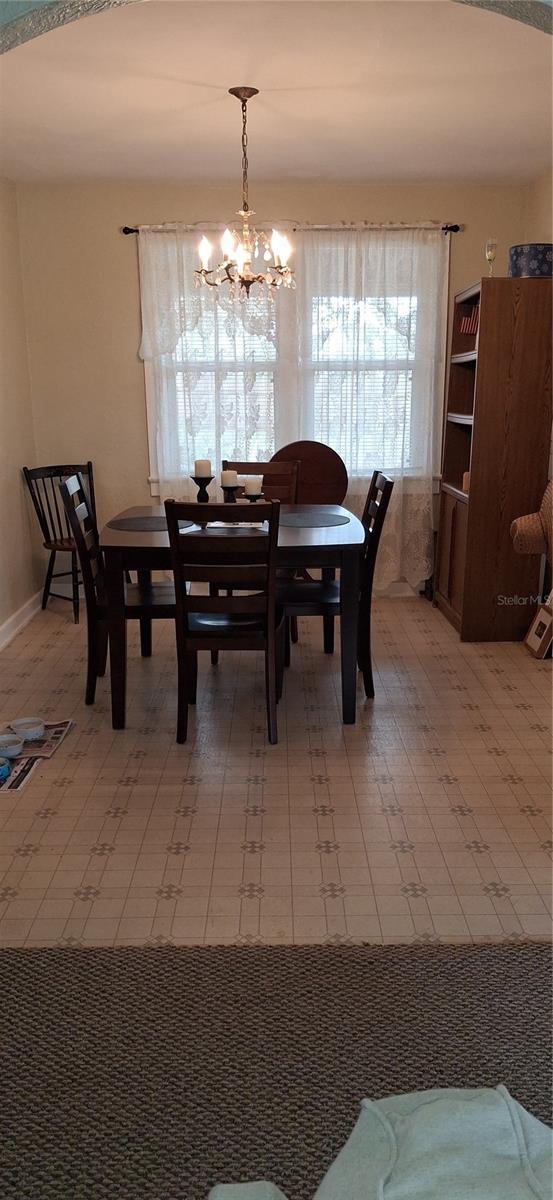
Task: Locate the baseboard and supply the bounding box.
[0,590,42,652]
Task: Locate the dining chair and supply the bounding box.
[164,499,284,744]
[222,460,299,503]
[60,474,176,705]
[213,460,299,661]
[23,462,96,623]
[277,471,394,697]
[271,442,349,645]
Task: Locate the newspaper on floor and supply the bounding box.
[0,756,41,792]
[0,720,75,793]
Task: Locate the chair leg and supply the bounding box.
[358,592,375,699]
[85,619,99,705]
[41,551,56,610]
[290,615,299,644]
[276,623,285,702]
[97,622,109,677]
[71,551,80,624]
[322,568,335,653]
[209,584,219,665]
[176,654,189,744]
[186,651,198,704]
[139,619,152,658]
[284,617,291,668]
[265,643,278,745]
[323,615,335,654]
[137,570,152,656]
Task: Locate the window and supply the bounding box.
[138,225,448,586]
[171,308,277,471]
[309,295,417,473]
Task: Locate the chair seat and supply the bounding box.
[277,578,340,613]
[188,611,266,636]
[97,581,176,619]
[43,537,75,552]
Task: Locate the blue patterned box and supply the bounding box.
[508,243,553,278]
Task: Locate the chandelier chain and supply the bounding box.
[241,100,249,212]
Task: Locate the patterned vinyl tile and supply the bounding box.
[0,596,550,948]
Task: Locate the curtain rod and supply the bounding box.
[121,221,462,235]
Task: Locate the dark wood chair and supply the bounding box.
[164,499,284,745]
[23,462,96,623]
[213,461,298,663]
[60,475,175,706]
[277,471,394,697]
[271,442,349,644]
[222,460,299,503]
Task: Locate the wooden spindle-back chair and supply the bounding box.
[23,462,96,623]
[60,475,175,705]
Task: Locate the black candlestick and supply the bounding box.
[191,475,214,503]
[222,486,239,503]
[246,492,264,503]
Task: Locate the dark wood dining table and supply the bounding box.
[99,503,365,730]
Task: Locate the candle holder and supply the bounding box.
[246,492,264,503]
[191,475,214,503]
[222,485,240,504]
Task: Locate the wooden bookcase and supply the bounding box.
[434,277,552,641]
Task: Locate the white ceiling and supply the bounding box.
[0,0,551,182]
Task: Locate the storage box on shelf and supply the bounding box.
[434,277,552,641]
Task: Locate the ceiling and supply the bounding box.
[0,0,551,183]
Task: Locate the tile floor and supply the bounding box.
[0,596,551,948]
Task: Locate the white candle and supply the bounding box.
[194,459,211,477]
[221,470,239,487]
[244,476,263,495]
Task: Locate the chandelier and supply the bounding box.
[195,87,294,300]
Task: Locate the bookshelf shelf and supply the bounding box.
[442,481,469,504]
[447,413,473,426]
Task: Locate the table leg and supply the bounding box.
[105,549,127,729]
[340,549,360,724]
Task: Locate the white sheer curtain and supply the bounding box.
[138,225,448,587]
[294,229,449,588]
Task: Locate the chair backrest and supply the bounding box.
[271,441,348,504]
[59,474,103,614]
[222,460,298,504]
[361,471,394,582]
[164,500,280,634]
[23,462,96,546]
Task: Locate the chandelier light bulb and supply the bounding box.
[221,228,236,261]
[199,236,212,271]
[234,242,247,273]
[278,235,292,267]
[271,230,282,267]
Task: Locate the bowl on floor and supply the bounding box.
[0,734,24,759]
[9,718,45,741]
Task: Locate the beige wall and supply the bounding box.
[16,180,528,525]
[0,179,41,630]
[523,171,552,242]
